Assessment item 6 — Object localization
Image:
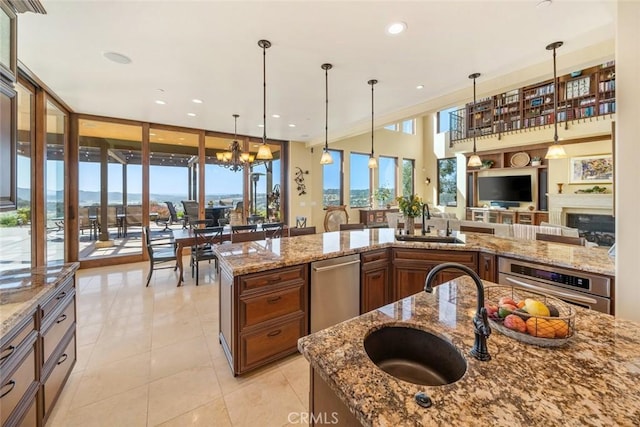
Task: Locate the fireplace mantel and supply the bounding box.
[548,194,613,225]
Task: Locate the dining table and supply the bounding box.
[172,227,231,286]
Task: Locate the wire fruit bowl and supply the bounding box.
[484,285,576,347]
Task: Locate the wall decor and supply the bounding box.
[568,154,613,184]
[294,167,309,195]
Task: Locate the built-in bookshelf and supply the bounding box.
[450,61,616,142]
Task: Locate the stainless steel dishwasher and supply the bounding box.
[310,254,361,333]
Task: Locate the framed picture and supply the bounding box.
[530,97,543,107]
[568,154,613,184]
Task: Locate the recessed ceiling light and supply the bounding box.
[536,0,552,7]
[272,114,280,118]
[258,124,264,128]
[187,113,196,117]
[103,51,132,64]
[416,85,424,90]
[192,99,203,104]
[155,100,166,105]
[288,124,296,128]
[386,22,407,35]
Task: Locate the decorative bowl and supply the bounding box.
[484,285,576,347]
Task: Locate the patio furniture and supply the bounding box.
[182,200,199,227]
[155,201,180,231]
[142,226,178,287]
[191,226,224,286]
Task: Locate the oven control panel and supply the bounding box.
[509,264,590,290]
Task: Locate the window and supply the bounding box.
[349,152,370,207]
[402,159,415,197]
[378,156,397,204]
[323,149,342,207]
[401,119,415,135]
[437,158,457,207]
[437,107,458,133]
[384,123,398,131]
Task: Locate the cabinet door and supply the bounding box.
[361,266,389,313]
[478,253,496,282]
[394,265,433,301]
[517,212,534,224]
[499,212,516,225]
[535,212,549,225]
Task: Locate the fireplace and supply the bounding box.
[547,194,615,247]
[566,213,615,247]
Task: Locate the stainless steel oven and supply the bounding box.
[498,257,611,314]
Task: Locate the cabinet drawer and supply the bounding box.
[240,316,304,372]
[393,249,476,265]
[41,277,74,323]
[43,295,76,364]
[17,398,37,427]
[0,315,35,370]
[361,249,389,264]
[43,334,76,419]
[0,346,36,426]
[239,265,306,294]
[240,284,305,330]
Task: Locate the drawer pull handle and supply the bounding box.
[56,291,67,300]
[0,345,15,362]
[57,353,68,365]
[266,296,282,304]
[56,314,68,324]
[267,276,282,284]
[267,329,282,337]
[0,380,16,399]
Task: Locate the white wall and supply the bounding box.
[615,0,640,321]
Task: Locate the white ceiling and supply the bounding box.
[17,0,615,145]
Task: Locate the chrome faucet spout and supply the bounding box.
[424,262,491,362]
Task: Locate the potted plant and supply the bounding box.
[396,194,423,234]
[481,159,494,169]
[531,156,542,167]
[373,187,392,209]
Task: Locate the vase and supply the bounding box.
[405,217,416,235]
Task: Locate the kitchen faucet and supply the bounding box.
[424,262,491,361]
[421,203,431,235]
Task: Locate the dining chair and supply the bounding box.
[142,226,178,287]
[191,226,224,285]
[340,223,365,231]
[536,233,585,246]
[460,225,495,235]
[231,224,258,233]
[231,230,266,243]
[324,205,349,232]
[288,226,316,237]
[262,222,285,238]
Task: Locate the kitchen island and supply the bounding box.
[297,276,640,426]
[215,228,615,376]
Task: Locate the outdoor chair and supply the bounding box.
[155,201,180,231]
[143,226,178,287]
[182,200,200,227]
[191,226,224,285]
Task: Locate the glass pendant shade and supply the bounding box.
[368,155,378,169]
[256,143,273,160]
[320,149,333,165]
[215,152,224,161]
[545,143,567,159]
[467,154,482,167]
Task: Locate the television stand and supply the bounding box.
[466,208,548,225]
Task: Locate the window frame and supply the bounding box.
[401,158,415,197]
[349,151,371,208]
[322,148,343,207]
[437,157,458,207]
[378,155,397,203]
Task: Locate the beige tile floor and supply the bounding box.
[46,258,310,427]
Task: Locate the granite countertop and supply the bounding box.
[215,228,615,277]
[298,277,640,426]
[1,263,79,337]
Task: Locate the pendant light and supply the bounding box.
[545,41,567,159]
[217,114,254,171]
[467,72,482,167]
[368,79,378,169]
[320,63,334,165]
[256,39,273,160]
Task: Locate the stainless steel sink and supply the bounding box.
[364,326,467,386]
[395,234,463,244]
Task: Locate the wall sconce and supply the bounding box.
[425,177,431,185]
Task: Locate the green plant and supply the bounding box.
[532,156,542,162]
[374,187,392,203]
[0,212,19,227]
[481,159,494,168]
[396,194,423,218]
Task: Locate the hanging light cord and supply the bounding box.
[262,43,267,145]
[233,114,238,140]
[552,45,558,143]
[472,75,477,153]
[369,79,377,156]
[325,66,329,150]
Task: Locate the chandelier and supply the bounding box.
[215,114,254,172]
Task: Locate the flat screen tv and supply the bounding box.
[478,175,532,202]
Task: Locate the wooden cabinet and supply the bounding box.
[467,208,546,225]
[478,253,496,282]
[359,209,398,228]
[392,249,478,300]
[0,272,76,427]
[360,249,391,313]
[220,264,308,375]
